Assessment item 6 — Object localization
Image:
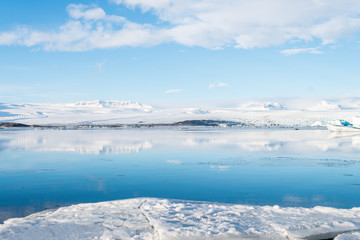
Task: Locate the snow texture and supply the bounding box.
[1,198,360,240]
[307,100,342,111]
[1,99,360,127]
[335,232,360,240]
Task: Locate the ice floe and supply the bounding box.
[327,117,360,132]
[335,232,360,240]
[1,198,360,240]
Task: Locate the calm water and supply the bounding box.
[0,128,360,222]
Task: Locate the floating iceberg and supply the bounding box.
[327,117,360,132]
[1,198,360,240]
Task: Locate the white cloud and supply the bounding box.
[281,47,323,56]
[2,1,360,51]
[67,4,106,21]
[0,32,19,45]
[209,82,229,89]
[110,0,171,10]
[0,4,165,51]
[112,0,360,48]
[165,89,181,94]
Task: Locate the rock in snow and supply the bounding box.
[1,198,360,240]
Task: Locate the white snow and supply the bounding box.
[352,116,360,128]
[307,100,342,111]
[0,100,155,125]
[311,121,326,127]
[330,119,353,127]
[0,198,360,240]
[73,100,153,112]
[182,108,210,115]
[264,101,284,110]
[335,232,360,240]
[1,99,360,127]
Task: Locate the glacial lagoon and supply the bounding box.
[0,128,360,223]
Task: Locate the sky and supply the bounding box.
[1,0,360,105]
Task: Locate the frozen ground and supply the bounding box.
[1,99,360,127]
[0,198,360,240]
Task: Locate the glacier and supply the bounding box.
[1,99,360,127]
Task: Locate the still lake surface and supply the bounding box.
[0,128,360,222]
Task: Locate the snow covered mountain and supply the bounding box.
[72,100,153,111]
[1,99,360,127]
[0,100,154,125]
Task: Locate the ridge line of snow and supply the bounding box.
[2,99,360,127]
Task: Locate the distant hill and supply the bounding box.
[1,98,360,128]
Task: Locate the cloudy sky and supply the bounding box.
[1,0,360,104]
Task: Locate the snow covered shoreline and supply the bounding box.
[1,198,360,240]
[1,99,360,128]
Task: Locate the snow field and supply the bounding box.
[1,198,360,240]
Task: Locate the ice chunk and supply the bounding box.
[330,119,352,126]
[352,116,360,128]
[335,231,360,240]
[1,198,360,240]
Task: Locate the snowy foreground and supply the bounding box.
[1,198,360,240]
[1,99,360,127]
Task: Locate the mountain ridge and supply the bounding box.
[1,99,359,127]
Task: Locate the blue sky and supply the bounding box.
[1,0,360,104]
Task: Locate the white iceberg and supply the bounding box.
[352,116,360,128]
[1,198,360,240]
[327,118,360,132]
[335,232,360,240]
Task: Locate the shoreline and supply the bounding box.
[0,120,326,130]
[1,197,360,240]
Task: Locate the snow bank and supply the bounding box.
[1,198,360,240]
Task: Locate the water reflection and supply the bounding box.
[0,129,360,156]
[0,130,153,154]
